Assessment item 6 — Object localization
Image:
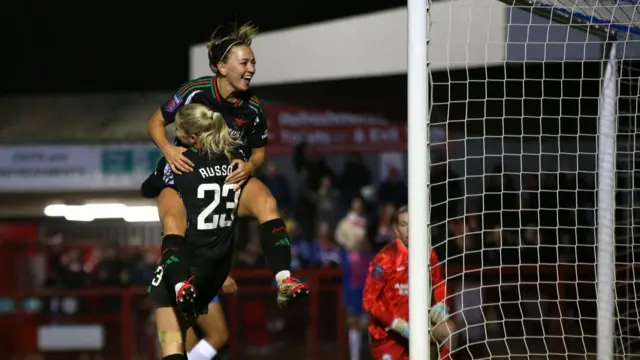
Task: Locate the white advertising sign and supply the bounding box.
[0,144,162,192]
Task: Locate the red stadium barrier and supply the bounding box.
[0,268,345,360]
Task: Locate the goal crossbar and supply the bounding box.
[498,0,640,38]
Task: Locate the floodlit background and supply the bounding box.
[1,1,639,359]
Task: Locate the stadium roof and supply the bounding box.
[0,94,167,142]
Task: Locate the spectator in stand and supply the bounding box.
[372,203,396,250]
[309,175,342,227]
[94,247,126,287]
[538,173,560,249]
[481,165,518,240]
[377,168,408,208]
[306,154,335,191]
[235,224,267,270]
[482,225,502,266]
[290,244,304,269]
[447,214,482,266]
[576,172,596,263]
[44,238,65,288]
[558,172,579,261]
[338,152,372,207]
[130,250,159,286]
[335,196,370,360]
[430,163,462,245]
[58,247,91,289]
[292,141,310,175]
[335,200,373,360]
[521,173,540,209]
[335,197,368,253]
[342,243,374,360]
[447,215,487,360]
[295,221,341,268]
[293,167,318,241]
[294,141,335,191]
[260,162,292,213]
[520,173,540,232]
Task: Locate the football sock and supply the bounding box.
[349,328,361,360]
[258,218,292,280]
[187,339,217,360]
[275,270,291,284]
[160,234,189,287]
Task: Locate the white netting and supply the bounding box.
[510,0,640,36]
[423,0,639,358]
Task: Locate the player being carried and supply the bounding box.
[144,104,308,360]
[363,206,455,360]
[146,22,308,309]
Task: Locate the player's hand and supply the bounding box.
[429,301,450,324]
[221,276,238,294]
[226,159,254,190]
[389,318,410,339]
[163,145,194,174]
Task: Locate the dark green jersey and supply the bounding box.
[157,148,242,258]
[161,76,268,156]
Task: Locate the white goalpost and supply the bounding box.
[408,0,639,358]
[407,0,431,359]
[597,41,617,360]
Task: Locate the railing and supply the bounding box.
[0,268,345,360]
[0,264,623,360]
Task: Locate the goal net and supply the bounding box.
[420,0,640,359]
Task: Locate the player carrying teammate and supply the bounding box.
[145,104,308,360]
[145,22,308,306]
[363,206,455,360]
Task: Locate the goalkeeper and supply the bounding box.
[363,206,455,360]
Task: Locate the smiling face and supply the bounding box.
[217,45,256,92]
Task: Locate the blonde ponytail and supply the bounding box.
[175,104,241,160]
[195,111,241,160]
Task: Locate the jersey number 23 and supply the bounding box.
[197,183,241,230]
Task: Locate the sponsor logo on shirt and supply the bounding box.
[395,283,408,296]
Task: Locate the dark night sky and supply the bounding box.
[2,1,405,94]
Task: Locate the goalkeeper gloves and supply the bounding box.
[429,301,450,324]
[388,318,410,339]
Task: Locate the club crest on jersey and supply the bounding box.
[234,118,247,126]
[164,93,183,113]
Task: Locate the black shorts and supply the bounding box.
[147,246,233,315]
